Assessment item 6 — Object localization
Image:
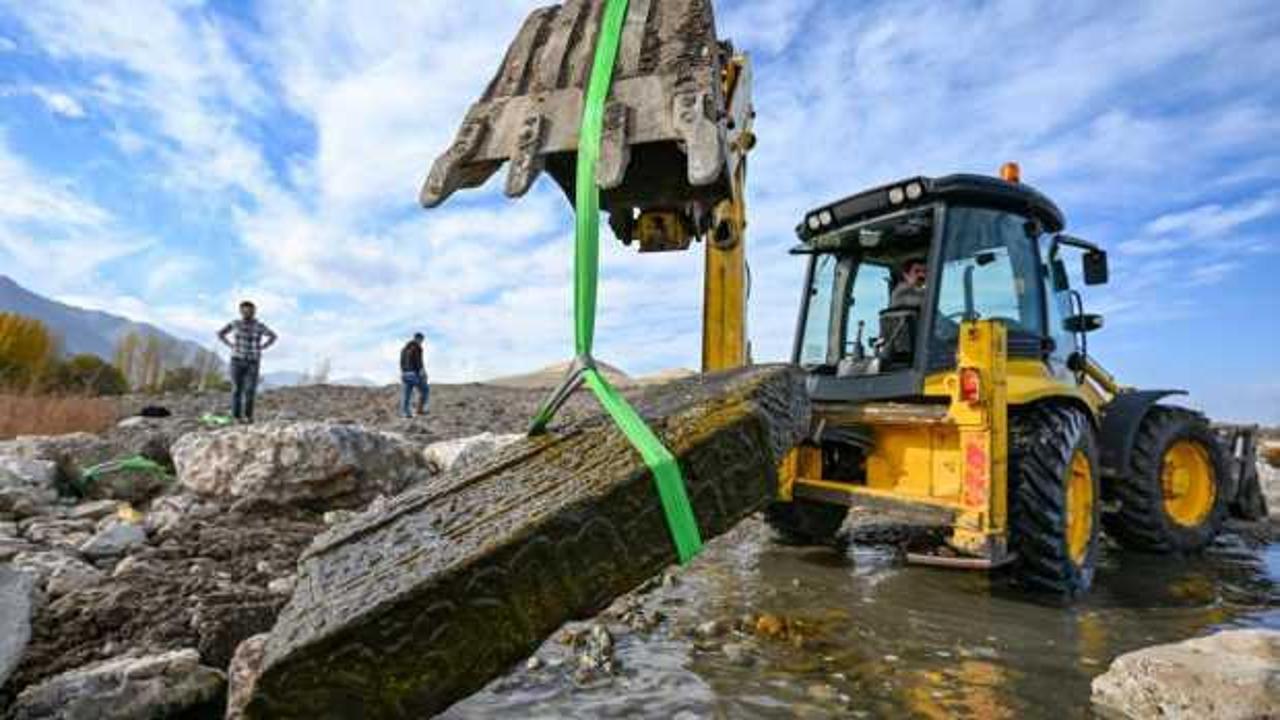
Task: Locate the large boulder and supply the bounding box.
[0,456,59,519]
[10,649,226,720]
[1091,629,1280,719]
[0,566,36,688]
[248,366,808,717]
[225,634,269,720]
[11,551,104,598]
[78,521,148,560]
[172,422,433,509]
[423,432,523,475]
[0,434,116,487]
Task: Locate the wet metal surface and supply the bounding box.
[447,518,1278,719]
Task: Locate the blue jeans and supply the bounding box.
[230,358,260,420]
[401,371,429,416]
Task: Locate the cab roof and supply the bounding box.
[795,174,1066,242]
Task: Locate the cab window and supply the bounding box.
[799,253,838,366]
[932,206,1045,352]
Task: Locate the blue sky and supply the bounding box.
[0,0,1277,423]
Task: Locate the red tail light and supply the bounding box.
[959,367,982,403]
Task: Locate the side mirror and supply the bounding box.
[1051,258,1070,292]
[1083,250,1109,285]
[1063,313,1104,333]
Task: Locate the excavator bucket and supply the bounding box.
[420,0,751,250]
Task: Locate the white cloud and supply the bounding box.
[1143,193,1280,240]
[0,36,16,53]
[0,130,149,290]
[4,0,1279,401]
[30,87,86,118]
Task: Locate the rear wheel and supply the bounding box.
[764,499,848,545]
[1103,407,1229,552]
[1009,404,1100,597]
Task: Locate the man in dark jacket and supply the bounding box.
[399,333,429,418]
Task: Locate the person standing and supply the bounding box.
[217,301,277,423]
[399,332,429,418]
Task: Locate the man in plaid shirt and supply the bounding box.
[217,300,278,423]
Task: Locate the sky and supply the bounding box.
[0,0,1277,423]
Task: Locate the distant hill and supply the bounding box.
[485,360,635,389]
[0,274,215,363]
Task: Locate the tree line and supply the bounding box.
[0,312,230,396]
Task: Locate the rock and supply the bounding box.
[267,575,296,596]
[1090,629,1280,720]
[0,455,59,489]
[695,619,728,639]
[0,455,60,518]
[249,366,808,717]
[0,433,116,487]
[225,634,270,720]
[807,683,839,704]
[20,517,95,552]
[116,416,149,430]
[172,422,433,509]
[69,499,122,521]
[143,493,201,535]
[12,551,104,598]
[721,642,754,667]
[10,649,226,720]
[755,613,787,639]
[1,566,36,688]
[322,509,356,526]
[423,432,524,475]
[193,598,282,670]
[79,522,147,559]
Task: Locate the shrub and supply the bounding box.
[0,313,58,389]
[42,354,129,396]
[0,393,117,440]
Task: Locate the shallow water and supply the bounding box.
[445,517,1278,719]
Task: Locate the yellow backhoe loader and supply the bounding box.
[421,0,1266,596]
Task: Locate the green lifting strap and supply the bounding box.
[528,0,703,564]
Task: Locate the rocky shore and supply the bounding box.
[1,382,1276,718]
[0,381,594,716]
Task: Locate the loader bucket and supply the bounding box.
[420,0,747,247]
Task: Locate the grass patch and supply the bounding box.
[0,393,118,440]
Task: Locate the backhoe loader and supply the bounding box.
[421,0,1266,596]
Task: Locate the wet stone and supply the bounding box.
[248,366,808,717]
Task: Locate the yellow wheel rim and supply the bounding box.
[1162,440,1215,527]
[1066,450,1094,566]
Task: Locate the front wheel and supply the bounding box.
[1008,404,1101,597]
[764,499,848,545]
[1103,407,1230,553]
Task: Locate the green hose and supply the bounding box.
[529,0,703,564]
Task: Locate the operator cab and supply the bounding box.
[791,168,1107,404]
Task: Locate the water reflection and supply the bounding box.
[445,518,1277,719]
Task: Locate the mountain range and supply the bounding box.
[0,274,214,364]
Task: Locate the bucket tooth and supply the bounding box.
[420,114,496,208]
[505,113,547,198]
[421,0,737,241]
[673,91,724,187]
[597,102,632,190]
